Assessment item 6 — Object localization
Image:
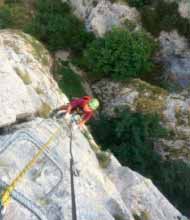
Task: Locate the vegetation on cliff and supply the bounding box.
[81,28,156,81]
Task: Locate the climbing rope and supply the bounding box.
[68,123,77,220]
[0,126,61,213]
[0,128,64,197]
[55,113,78,220]
[0,179,47,220]
[0,112,78,220]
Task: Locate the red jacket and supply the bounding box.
[69,96,94,124]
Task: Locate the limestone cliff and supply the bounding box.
[0,30,186,220]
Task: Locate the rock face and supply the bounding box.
[157,31,190,87]
[0,118,131,220]
[0,29,185,220]
[178,0,190,19]
[106,157,185,220]
[161,0,190,19]
[0,30,67,128]
[68,0,139,36]
[92,78,190,160]
[0,118,184,220]
[86,0,139,36]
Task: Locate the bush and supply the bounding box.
[82,28,156,81]
[90,111,166,172]
[25,0,94,52]
[0,5,12,28]
[90,111,190,215]
[141,0,190,38]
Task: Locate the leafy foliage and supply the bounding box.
[127,0,152,8]
[10,4,32,29]
[90,111,165,172]
[90,111,190,215]
[0,2,32,29]
[25,0,94,52]
[55,61,86,99]
[0,5,12,28]
[141,0,190,38]
[82,28,156,81]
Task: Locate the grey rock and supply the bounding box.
[0,30,67,127]
[105,156,185,220]
[0,118,133,220]
[68,0,139,36]
[158,31,190,87]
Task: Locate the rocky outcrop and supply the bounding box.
[178,0,190,19]
[157,31,190,87]
[92,78,190,160]
[86,0,139,36]
[0,30,67,128]
[106,156,186,220]
[68,0,139,36]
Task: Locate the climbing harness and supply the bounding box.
[0,126,61,215]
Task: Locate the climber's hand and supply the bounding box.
[72,124,78,130]
[78,121,85,131]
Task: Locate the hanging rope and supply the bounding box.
[68,122,77,220]
[0,126,61,212]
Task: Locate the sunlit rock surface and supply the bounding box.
[0,118,184,220]
[0,30,67,127]
[157,31,190,87]
[68,0,139,36]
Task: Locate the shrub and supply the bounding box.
[25,0,94,52]
[141,0,190,38]
[82,28,156,81]
[90,111,165,172]
[0,5,12,28]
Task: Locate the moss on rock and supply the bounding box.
[19,32,49,66]
[128,79,168,114]
[38,102,52,118]
[15,67,32,85]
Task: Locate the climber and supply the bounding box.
[51,96,100,129]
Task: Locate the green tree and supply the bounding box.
[141,0,190,38]
[0,5,12,28]
[25,0,94,52]
[90,111,165,172]
[83,28,156,81]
